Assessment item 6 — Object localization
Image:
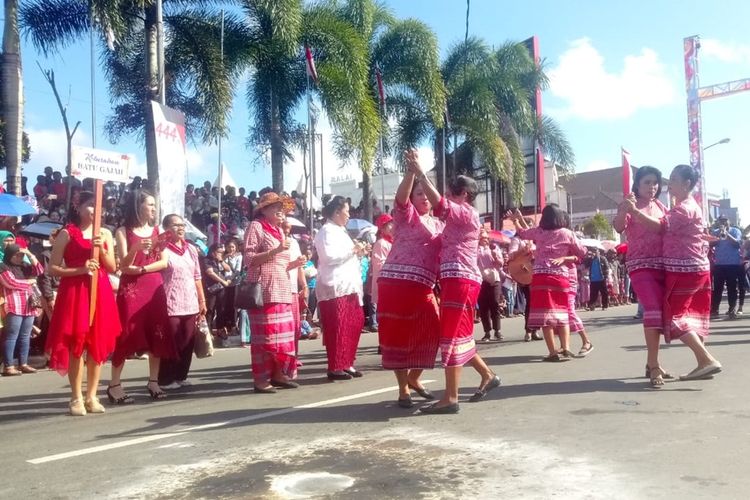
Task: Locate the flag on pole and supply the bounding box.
[621,147,632,196]
[375,64,386,115]
[304,45,318,83]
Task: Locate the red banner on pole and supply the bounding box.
[305,45,318,83]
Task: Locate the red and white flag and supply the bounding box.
[621,147,632,196]
[304,45,318,83]
[375,64,386,114]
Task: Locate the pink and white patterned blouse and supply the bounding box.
[434,198,481,283]
[162,243,202,317]
[661,196,710,273]
[477,244,503,283]
[370,237,392,304]
[379,200,444,288]
[623,198,667,272]
[244,220,292,304]
[517,227,587,277]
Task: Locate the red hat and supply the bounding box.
[375,214,393,229]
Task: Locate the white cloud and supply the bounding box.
[548,38,676,120]
[700,38,750,65]
[23,127,89,177]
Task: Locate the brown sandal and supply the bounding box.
[648,366,667,388]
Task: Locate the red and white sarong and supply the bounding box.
[439,278,479,367]
[248,303,298,386]
[318,293,364,371]
[664,271,710,343]
[630,268,665,330]
[378,279,440,370]
[528,274,570,329]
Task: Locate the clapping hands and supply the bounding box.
[404,149,425,177]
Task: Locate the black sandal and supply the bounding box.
[146,380,167,400]
[542,353,568,362]
[407,383,436,400]
[106,384,135,405]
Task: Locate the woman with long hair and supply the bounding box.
[406,152,499,414]
[108,190,171,404]
[624,165,722,381]
[46,191,121,416]
[377,168,443,408]
[244,192,299,392]
[614,166,671,386]
[510,204,587,362]
[313,196,366,381]
[157,214,207,389]
[0,245,44,376]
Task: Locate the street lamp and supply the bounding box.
[703,137,730,150]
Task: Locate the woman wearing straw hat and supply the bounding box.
[243,192,299,393]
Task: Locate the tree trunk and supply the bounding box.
[434,129,445,194]
[144,5,160,196]
[361,167,371,221]
[2,0,23,196]
[270,88,283,192]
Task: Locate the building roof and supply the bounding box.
[560,166,635,214]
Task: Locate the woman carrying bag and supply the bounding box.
[242,192,299,393]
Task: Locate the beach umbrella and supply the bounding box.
[0,194,36,217]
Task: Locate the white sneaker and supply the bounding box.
[177,379,192,387]
[161,382,181,390]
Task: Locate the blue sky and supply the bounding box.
[16,0,750,221]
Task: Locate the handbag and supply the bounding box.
[235,281,264,309]
[193,316,214,358]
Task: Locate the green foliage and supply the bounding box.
[0,120,31,168]
[583,212,614,239]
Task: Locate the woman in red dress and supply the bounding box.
[46,191,122,416]
[377,168,443,408]
[108,190,171,404]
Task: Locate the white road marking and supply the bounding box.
[27,381,435,465]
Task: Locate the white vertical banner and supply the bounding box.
[151,100,187,218]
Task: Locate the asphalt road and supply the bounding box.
[2,305,749,499]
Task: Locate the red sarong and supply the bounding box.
[248,303,298,386]
[630,269,665,330]
[378,279,440,370]
[439,278,479,367]
[318,293,364,371]
[528,274,570,329]
[664,271,710,343]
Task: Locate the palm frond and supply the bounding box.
[535,115,575,173]
[371,18,445,128]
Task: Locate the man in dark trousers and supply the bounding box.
[710,216,743,319]
[586,249,610,311]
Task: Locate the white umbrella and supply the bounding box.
[580,238,604,250]
[286,216,306,228]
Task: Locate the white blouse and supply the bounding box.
[313,221,363,303]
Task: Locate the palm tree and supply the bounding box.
[20,0,241,195]
[2,0,24,194]
[334,0,446,220]
[434,38,573,206]
[242,0,378,193]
